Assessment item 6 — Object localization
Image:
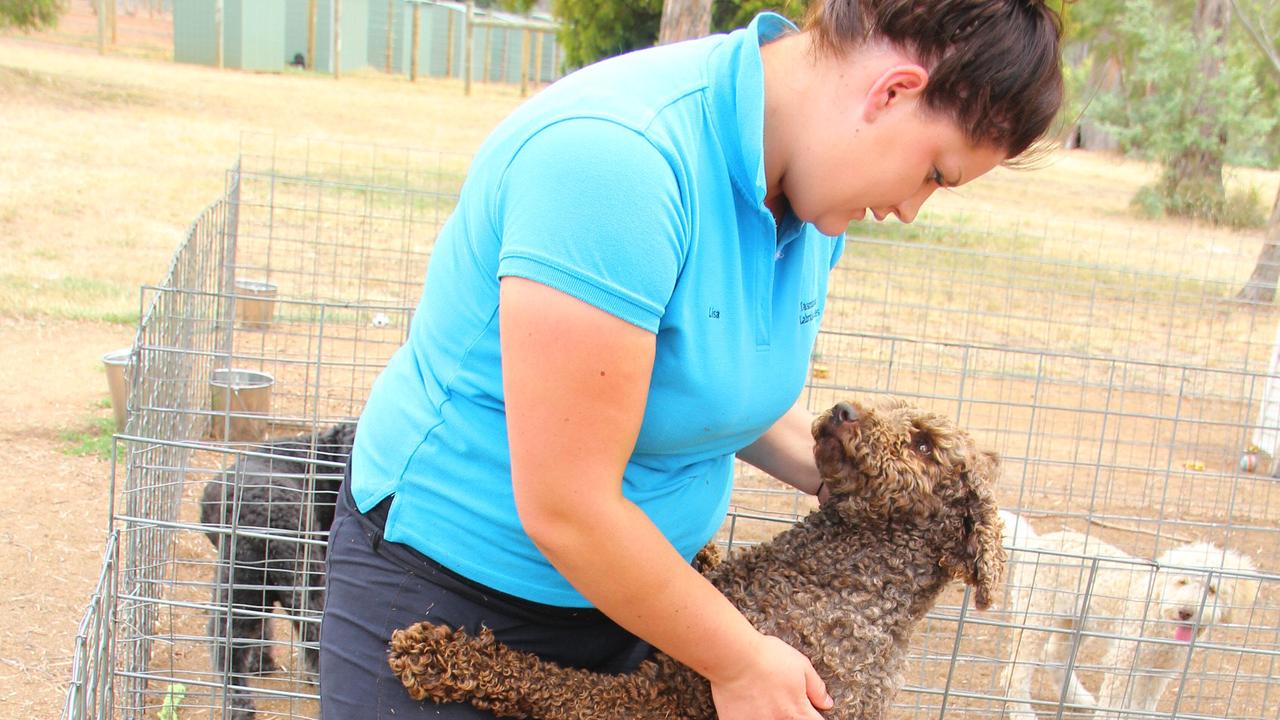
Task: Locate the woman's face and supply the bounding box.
[786,101,1006,236]
[765,39,1007,237]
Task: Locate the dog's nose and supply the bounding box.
[830,402,858,426]
[1178,610,1194,621]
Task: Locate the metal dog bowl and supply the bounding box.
[234,279,278,331]
[208,368,274,442]
[101,347,133,432]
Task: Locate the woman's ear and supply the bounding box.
[863,64,929,122]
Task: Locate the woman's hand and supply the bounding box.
[710,633,833,719]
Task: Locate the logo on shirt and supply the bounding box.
[708,306,721,319]
[799,298,821,325]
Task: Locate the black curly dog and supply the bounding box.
[200,423,355,719]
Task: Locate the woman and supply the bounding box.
[320,1,1064,718]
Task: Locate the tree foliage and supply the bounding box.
[711,0,809,33]
[486,0,538,13]
[0,0,63,31]
[1230,0,1280,167]
[551,0,812,70]
[1090,0,1275,222]
[550,0,663,69]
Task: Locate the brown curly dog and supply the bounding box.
[386,397,1006,719]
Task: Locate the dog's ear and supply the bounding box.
[941,451,1006,610]
[1217,552,1260,625]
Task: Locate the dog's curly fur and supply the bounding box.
[386,398,1006,719]
[200,422,355,720]
[999,511,1260,720]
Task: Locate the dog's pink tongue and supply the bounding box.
[1175,625,1195,642]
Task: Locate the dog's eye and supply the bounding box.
[1208,584,1217,595]
[911,431,933,456]
[1176,579,1188,586]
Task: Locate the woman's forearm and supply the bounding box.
[518,485,762,683]
[737,399,825,498]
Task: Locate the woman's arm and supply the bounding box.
[737,399,830,504]
[500,277,831,720]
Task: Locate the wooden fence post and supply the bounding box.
[214,0,223,68]
[385,0,394,74]
[464,0,474,95]
[445,10,454,77]
[335,0,343,79]
[532,30,542,85]
[307,0,317,69]
[519,28,529,96]
[97,0,106,54]
[410,3,421,81]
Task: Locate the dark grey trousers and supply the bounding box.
[319,469,653,718]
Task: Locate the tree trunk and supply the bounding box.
[1236,186,1280,304]
[658,0,712,45]
[1162,0,1230,220]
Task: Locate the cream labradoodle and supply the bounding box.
[999,511,1259,719]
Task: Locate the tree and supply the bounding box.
[484,0,537,12]
[550,0,811,71]
[550,0,662,69]
[712,0,808,33]
[0,0,62,31]
[1161,0,1232,220]
[1093,0,1272,224]
[1231,0,1280,303]
[658,0,711,45]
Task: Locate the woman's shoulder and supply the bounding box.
[507,35,730,138]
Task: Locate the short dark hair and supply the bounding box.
[804,0,1064,162]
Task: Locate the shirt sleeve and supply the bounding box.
[494,118,689,333]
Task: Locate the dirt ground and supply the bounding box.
[0,4,524,718]
[2,3,1279,720]
[0,318,131,717]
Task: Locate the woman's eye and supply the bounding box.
[929,167,945,186]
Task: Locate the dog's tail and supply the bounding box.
[388,622,707,720]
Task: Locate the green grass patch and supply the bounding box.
[841,218,1224,307]
[60,416,118,461]
[0,65,157,108]
[0,274,138,324]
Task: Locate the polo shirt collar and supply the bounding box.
[708,12,797,212]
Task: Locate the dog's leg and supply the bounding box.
[1045,628,1097,712]
[1093,628,1144,720]
[290,544,326,677]
[210,558,272,720]
[999,578,1045,720]
[1095,630,1177,719]
[388,622,711,719]
[999,622,1045,720]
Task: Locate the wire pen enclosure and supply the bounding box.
[65,137,1279,720]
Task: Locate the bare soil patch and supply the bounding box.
[2,3,1278,720]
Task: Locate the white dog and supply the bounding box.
[998,511,1259,719]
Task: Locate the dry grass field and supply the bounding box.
[1,3,1278,720]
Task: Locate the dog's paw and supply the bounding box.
[693,543,722,574]
[239,645,278,675]
[388,623,474,703]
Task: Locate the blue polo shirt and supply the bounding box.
[351,13,845,607]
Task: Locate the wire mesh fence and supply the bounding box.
[64,136,1280,719]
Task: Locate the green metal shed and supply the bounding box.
[173,0,287,72]
[173,0,558,81]
[398,1,560,83]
